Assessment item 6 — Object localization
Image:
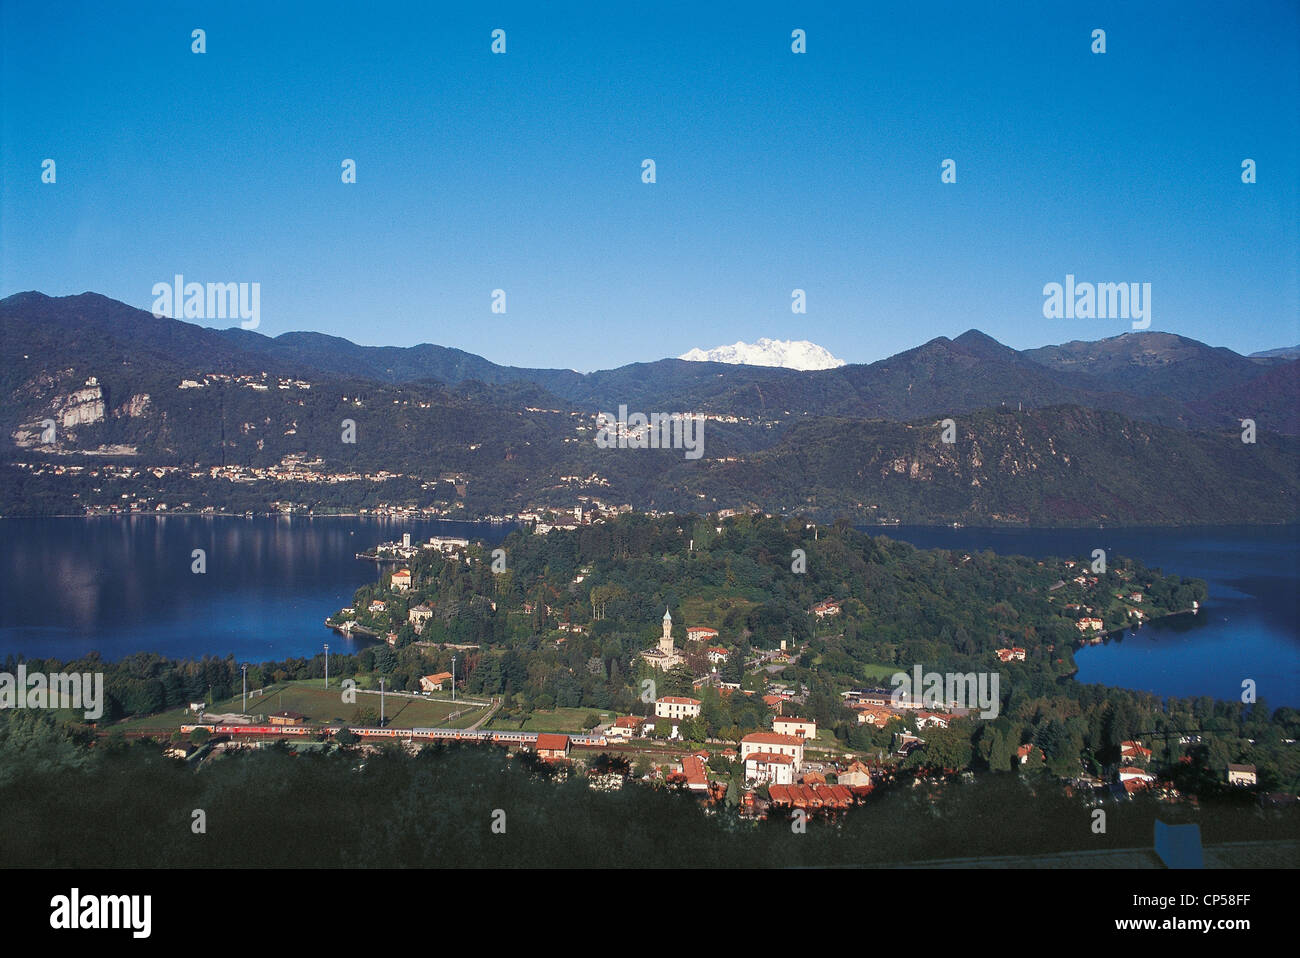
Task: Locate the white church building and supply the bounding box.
[641,606,685,669]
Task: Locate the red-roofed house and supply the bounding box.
[390,568,411,591]
[1118,766,1155,783]
[1017,744,1044,765]
[419,672,454,692]
[706,646,730,665]
[854,705,898,727]
[1120,740,1153,763]
[536,733,571,761]
[769,783,854,810]
[607,715,646,741]
[838,761,872,788]
[681,754,710,792]
[811,599,842,618]
[687,626,719,642]
[740,731,804,767]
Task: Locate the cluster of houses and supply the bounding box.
[1057,739,1262,799]
[841,688,962,735]
[604,695,704,742]
[582,701,876,813]
[460,711,1267,812]
[811,599,842,618]
[1116,739,1157,794]
[600,692,863,798]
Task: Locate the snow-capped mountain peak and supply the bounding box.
[678,337,845,371]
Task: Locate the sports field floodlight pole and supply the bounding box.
[452,655,456,702]
[380,678,386,726]
[241,664,248,713]
[324,643,330,689]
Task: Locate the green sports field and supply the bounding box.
[111,680,489,732]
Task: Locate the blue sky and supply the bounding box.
[3,1,1297,370]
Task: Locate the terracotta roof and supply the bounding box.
[681,755,709,789]
[769,783,854,809]
[742,732,805,747]
[745,751,795,765]
[536,733,570,751]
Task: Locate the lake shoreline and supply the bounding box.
[1075,605,1203,648]
[2,518,1293,705]
[3,511,1297,531]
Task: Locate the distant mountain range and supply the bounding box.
[679,338,846,370]
[1250,346,1300,360]
[1,291,1296,524]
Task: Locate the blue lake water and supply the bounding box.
[0,516,516,664]
[1,517,1295,705]
[872,524,1299,707]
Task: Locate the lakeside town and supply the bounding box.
[113,512,1292,825]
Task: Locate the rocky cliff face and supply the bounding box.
[9,377,114,447]
[117,393,151,418]
[52,383,106,428]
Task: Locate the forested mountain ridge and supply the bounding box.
[2,292,1296,524]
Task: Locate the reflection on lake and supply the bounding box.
[0,516,516,662]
